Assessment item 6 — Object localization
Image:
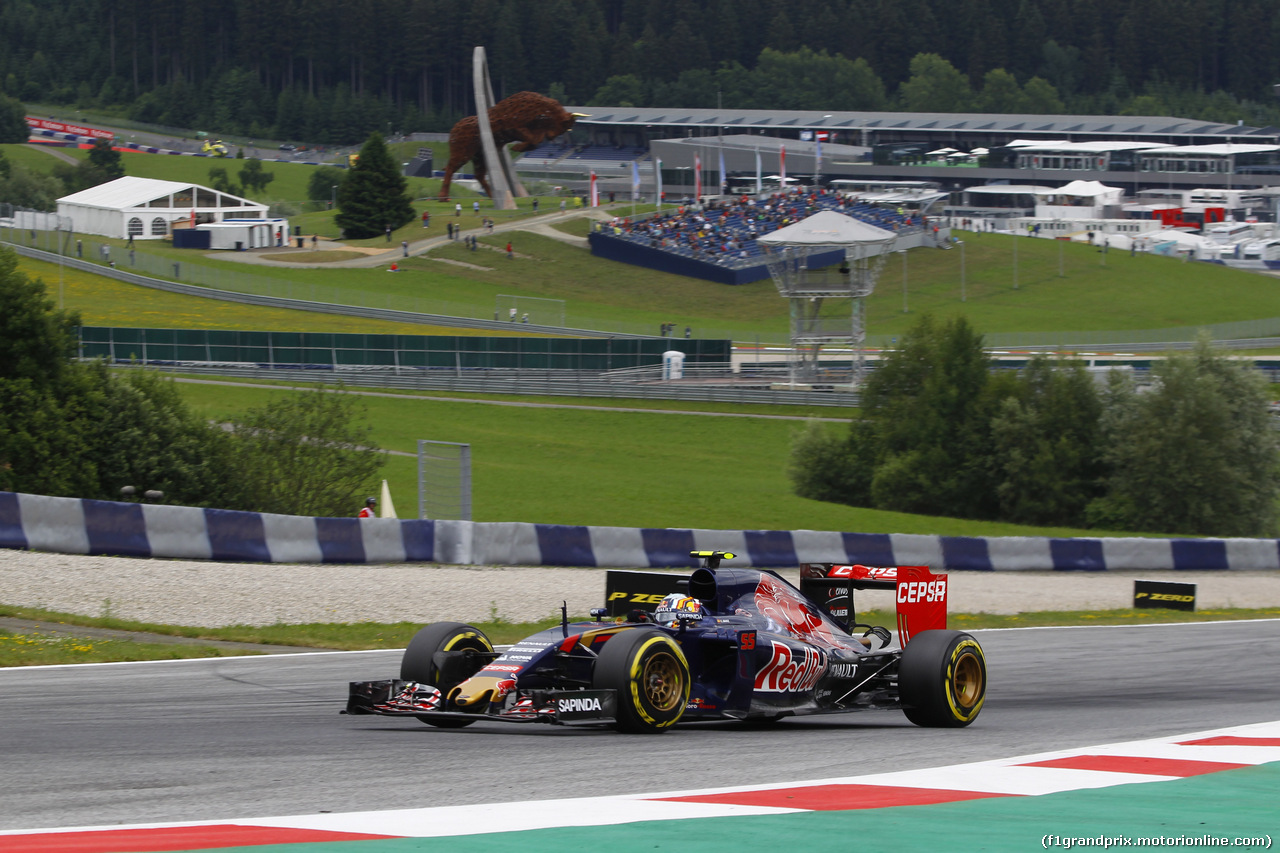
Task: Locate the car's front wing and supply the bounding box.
[345,679,619,726]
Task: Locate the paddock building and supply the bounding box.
[540,107,1280,195]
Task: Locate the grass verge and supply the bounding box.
[13,256,506,336]
[2,603,1276,667]
[0,630,264,666]
[174,378,1141,537]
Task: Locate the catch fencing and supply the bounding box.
[77,327,732,372]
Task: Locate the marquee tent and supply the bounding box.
[57,176,269,240]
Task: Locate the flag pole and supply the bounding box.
[717,90,724,197]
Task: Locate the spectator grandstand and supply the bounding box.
[587,188,927,283]
[520,141,649,165]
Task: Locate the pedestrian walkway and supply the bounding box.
[205,206,619,270]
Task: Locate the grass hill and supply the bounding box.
[10,141,1280,346]
[175,376,1136,539]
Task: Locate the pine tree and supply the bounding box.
[334,131,414,240]
[0,92,27,144]
[87,138,125,180]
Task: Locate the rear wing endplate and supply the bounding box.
[799,563,948,645]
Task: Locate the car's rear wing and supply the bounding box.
[799,564,947,645]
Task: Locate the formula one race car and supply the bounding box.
[345,551,986,733]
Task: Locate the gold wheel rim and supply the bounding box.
[642,651,683,711]
[952,652,984,709]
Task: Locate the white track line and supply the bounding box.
[5,719,1278,840]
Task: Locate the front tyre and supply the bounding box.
[898,630,986,728]
[593,629,690,733]
[400,622,494,728]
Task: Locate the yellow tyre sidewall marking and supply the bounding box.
[439,631,493,679]
[628,635,690,728]
[945,639,985,722]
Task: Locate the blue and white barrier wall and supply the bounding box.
[2,491,1278,571]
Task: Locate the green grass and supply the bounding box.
[0,629,259,666]
[175,378,1142,537]
[16,140,1280,345]
[872,231,1280,338]
[58,221,1280,345]
[65,228,782,339]
[2,603,1275,667]
[13,256,519,336]
[553,217,598,238]
[3,142,78,171]
[0,603,562,653]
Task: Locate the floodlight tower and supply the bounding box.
[759,210,896,385]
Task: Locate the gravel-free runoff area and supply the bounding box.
[2,550,1279,627]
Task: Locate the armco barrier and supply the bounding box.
[3,491,1279,570]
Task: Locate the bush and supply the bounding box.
[788,421,870,504]
[307,166,347,203]
[0,250,383,515]
[857,315,1001,518]
[990,357,1105,527]
[787,315,1280,536]
[1087,339,1280,536]
[224,386,383,517]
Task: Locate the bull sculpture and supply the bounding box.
[438,91,585,200]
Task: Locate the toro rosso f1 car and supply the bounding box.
[345,551,986,733]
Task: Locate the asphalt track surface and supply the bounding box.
[3,619,1279,832]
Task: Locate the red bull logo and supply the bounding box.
[754,641,827,693]
[754,576,860,650]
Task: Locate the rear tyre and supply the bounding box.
[400,622,494,728]
[593,629,690,733]
[898,630,986,728]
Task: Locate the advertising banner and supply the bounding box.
[1134,579,1197,611]
[25,117,115,140]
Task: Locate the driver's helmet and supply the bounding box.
[652,593,707,627]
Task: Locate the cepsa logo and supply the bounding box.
[831,565,897,579]
[754,641,827,693]
[897,579,946,604]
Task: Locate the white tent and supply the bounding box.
[1036,180,1125,220]
[1134,229,1215,256]
[1052,180,1124,201]
[57,176,269,240]
[758,210,896,247]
